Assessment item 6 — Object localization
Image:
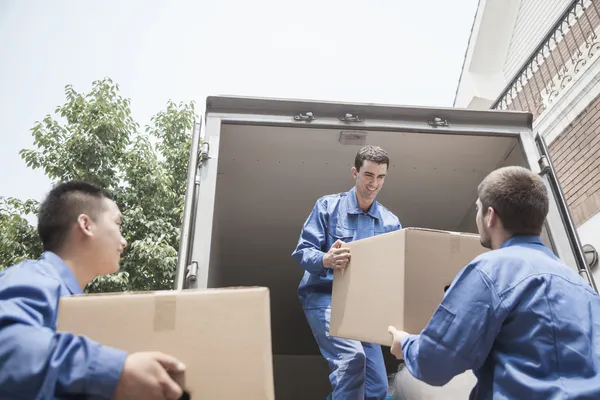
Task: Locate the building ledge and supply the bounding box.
[454,0,521,108]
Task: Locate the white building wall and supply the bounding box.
[503,0,573,80]
[453,0,522,108]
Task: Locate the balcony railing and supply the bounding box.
[492,0,600,117]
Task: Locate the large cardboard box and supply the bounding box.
[330,228,488,346]
[56,287,275,400]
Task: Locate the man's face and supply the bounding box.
[88,198,127,275]
[475,198,492,249]
[352,160,387,205]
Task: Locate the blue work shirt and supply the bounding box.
[291,186,401,309]
[0,251,127,399]
[401,235,600,399]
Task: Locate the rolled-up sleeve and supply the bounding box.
[0,272,127,399]
[401,261,504,386]
[291,198,329,276]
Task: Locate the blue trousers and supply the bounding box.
[304,306,388,400]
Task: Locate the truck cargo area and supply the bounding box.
[173,95,593,399]
[205,122,531,398]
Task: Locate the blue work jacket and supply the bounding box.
[0,251,127,399]
[292,186,401,309]
[401,235,600,399]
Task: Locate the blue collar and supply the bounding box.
[346,186,381,220]
[500,235,544,249]
[40,251,83,295]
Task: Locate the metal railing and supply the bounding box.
[492,0,600,114]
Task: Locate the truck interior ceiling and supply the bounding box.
[206,123,538,398]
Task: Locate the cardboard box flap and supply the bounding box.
[403,227,480,238]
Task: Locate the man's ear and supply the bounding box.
[76,214,94,238]
[351,166,357,178]
[486,207,498,229]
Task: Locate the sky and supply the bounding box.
[0,0,479,205]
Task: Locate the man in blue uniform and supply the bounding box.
[292,145,401,399]
[0,181,186,400]
[388,166,600,399]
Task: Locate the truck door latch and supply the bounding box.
[185,262,198,286]
[428,117,449,128]
[339,113,363,123]
[538,155,551,174]
[199,142,210,162]
[294,111,316,122]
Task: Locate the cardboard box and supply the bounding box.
[56,287,275,400]
[330,228,488,346]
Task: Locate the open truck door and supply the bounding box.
[173,96,598,399]
[175,118,205,291]
[534,133,598,292]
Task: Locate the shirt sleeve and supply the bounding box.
[401,259,504,386]
[291,198,329,276]
[0,270,128,399]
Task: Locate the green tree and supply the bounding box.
[0,78,196,293]
[0,197,42,266]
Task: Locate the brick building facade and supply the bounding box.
[551,93,600,226]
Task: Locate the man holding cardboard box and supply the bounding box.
[0,181,186,400]
[292,145,401,400]
[388,166,600,399]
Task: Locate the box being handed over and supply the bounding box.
[57,287,275,400]
[330,228,488,346]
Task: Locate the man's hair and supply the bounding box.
[477,166,549,235]
[37,181,113,252]
[354,145,390,171]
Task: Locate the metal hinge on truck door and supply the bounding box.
[185,261,198,289]
[199,142,210,162]
[194,142,211,184]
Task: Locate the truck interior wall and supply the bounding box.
[206,123,532,398]
[456,142,527,233]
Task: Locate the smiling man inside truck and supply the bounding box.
[292,145,402,399]
[388,165,600,399]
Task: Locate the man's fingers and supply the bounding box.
[330,249,350,258]
[157,367,184,400]
[333,247,350,254]
[333,254,350,262]
[388,326,399,336]
[152,352,186,373]
[332,260,350,269]
[328,243,350,271]
[333,250,350,257]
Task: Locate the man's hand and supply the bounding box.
[114,351,186,400]
[323,239,351,270]
[388,326,410,360]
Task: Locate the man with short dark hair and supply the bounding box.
[292,145,401,399]
[0,181,186,400]
[388,166,600,399]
